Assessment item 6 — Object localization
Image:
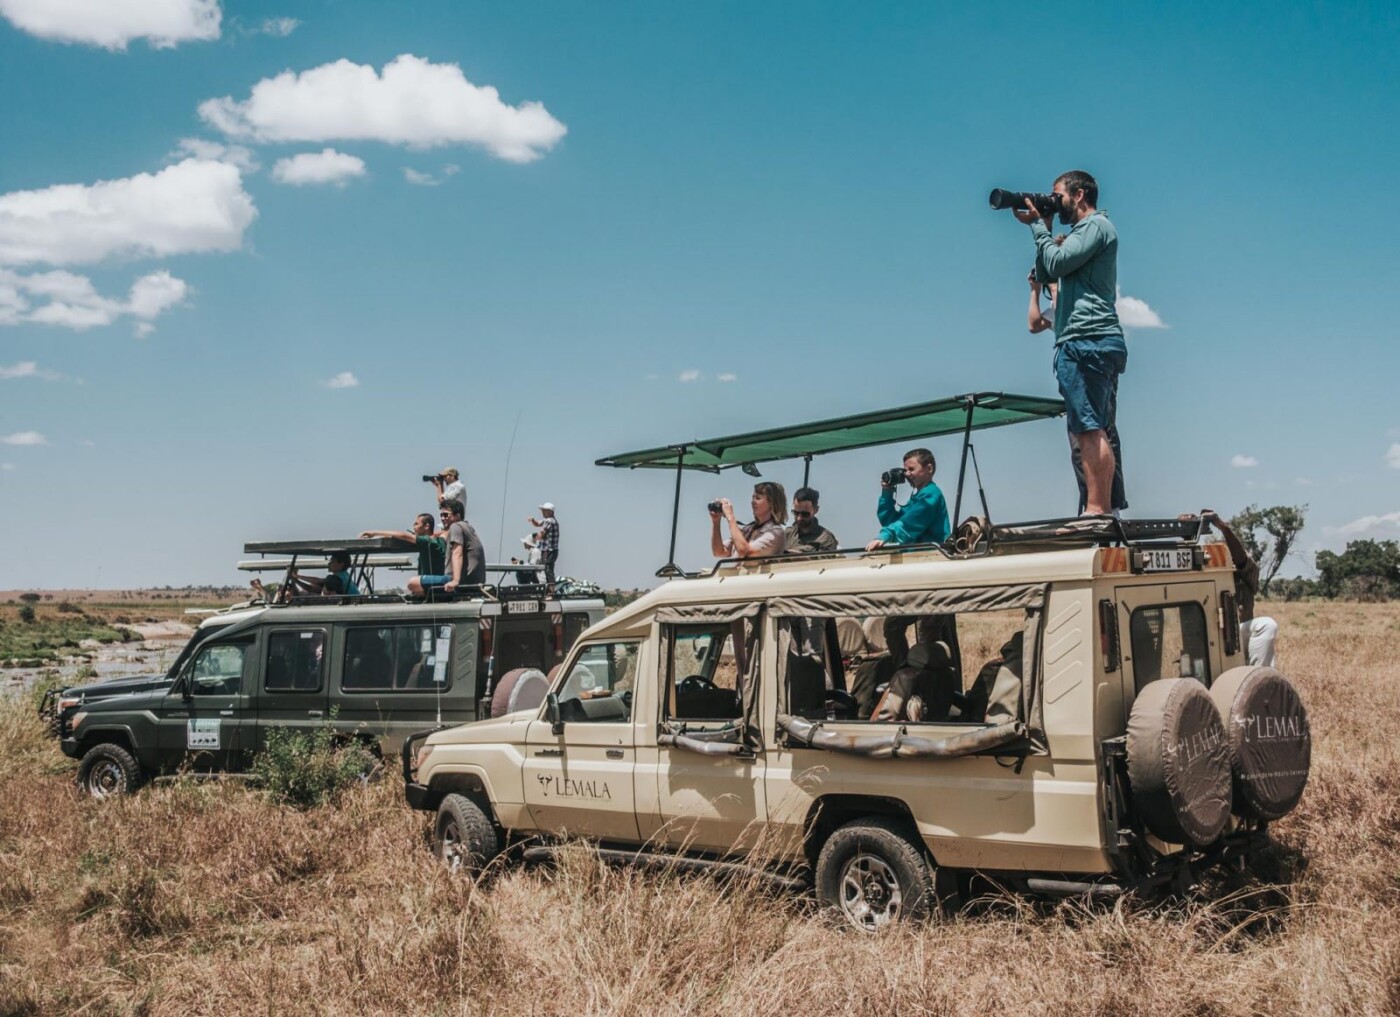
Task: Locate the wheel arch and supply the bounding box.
[425,767,499,824]
[802,794,927,867]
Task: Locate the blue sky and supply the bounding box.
[1,0,1397,590]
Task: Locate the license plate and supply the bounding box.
[1140,548,1195,573]
[507,600,541,614]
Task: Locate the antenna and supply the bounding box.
[496,406,525,563]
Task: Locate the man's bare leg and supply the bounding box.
[1076,429,1115,515]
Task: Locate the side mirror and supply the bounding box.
[545,693,564,736]
[175,675,192,702]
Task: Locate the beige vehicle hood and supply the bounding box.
[425,710,534,748]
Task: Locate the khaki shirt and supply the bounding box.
[784,521,839,555]
[725,519,785,558]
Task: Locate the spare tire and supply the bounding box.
[1209,666,1311,821]
[1127,678,1232,847]
[490,667,549,718]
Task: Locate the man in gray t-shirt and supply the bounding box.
[439,500,486,592]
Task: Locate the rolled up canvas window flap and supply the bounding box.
[778,713,1028,758]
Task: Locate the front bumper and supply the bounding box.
[404,782,431,810]
[60,736,81,759]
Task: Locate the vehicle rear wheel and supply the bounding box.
[434,794,500,874]
[816,817,935,931]
[77,743,143,798]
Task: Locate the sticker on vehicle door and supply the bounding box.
[187,718,220,750]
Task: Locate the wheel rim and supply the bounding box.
[838,852,902,931]
[440,819,465,873]
[87,760,125,798]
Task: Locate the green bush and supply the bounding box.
[250,721,377,809]
[17,604,36,625]
[55,601,82,614]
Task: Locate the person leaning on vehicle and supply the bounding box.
[1194,509,1279,667]
[785,486,839,555]
[361,513,447,595]
[712,481,787,559]
[1016,169,1125,517]
[417,499,486,594]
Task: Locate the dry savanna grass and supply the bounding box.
[2,602,1399,1015]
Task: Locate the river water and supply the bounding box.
[1,622,195,697]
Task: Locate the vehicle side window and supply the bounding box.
[1130,603,1211,691]
[494,620,548,675]
[665,624,743,722]
[188,642,247,697]
[343,624,448,692]
[556,641,640,724]
[266,630,327,693]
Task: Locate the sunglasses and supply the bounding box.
[792,510,814,518]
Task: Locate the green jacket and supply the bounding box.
[1032,211,1121,343]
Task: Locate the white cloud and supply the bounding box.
[199,54,567,163]
[270,149,366,187]
[1332,511,1400,538]
[0,268,188,332]
[322,371,359,389]
[403,164,462,186]
[1386,443,1400,470]
[2,431,47,446]
[171,137,258,172]
[1117,292,1166,329]
[255,16,297,36]
[717,372,737,382]
[0,463,13,471]
[134,321,155,338]
[0,360,62,380]
[0,159,256,267]
[1231,454,1259,468]
[0,0,221,50]
[1295,477,1314,486]
[79,439,96,447]
[678,369,702,383]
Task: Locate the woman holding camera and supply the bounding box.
[710,481,787,559]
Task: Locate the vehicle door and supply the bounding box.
[255,625,331,750]
[156,634,256,772]
[1114,577,1221,720]
[523,639,643,843]
[338,621,465,750]
[641,618,767,855]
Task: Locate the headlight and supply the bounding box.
[57,695,81,713]
[413,744,435,776]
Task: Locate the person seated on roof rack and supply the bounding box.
[359,513,446,594]
[785,487,839,556]
[274,551,362,600]
[864,448,957,674]
[711,481,787,560]
[416,499,486,595]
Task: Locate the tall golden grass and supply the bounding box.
[1,601,1398,1015]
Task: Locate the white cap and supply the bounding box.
[540,502,554,510]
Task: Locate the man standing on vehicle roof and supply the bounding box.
[864,449,957,675]
[360,514,447,596]
[431,467,467,514]
[527,502,560,589]
[418,500,485,594]
[1016,169,1125,517]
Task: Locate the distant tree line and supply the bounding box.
[1229,504,1400,602]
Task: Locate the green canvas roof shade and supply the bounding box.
[595,392,1065,472]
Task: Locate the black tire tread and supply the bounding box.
[815,815,935,926]
[435,793,500,872]
[77,742,143,797]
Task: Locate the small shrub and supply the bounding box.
[18,604,36,625]
[250,720,376,809]
[55,601,82,614]
[18,593,41,604]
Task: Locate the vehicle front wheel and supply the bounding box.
[815,817,935,931]
[434,794,500,874]
[76,743,144,798]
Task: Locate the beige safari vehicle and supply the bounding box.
[402,396,1312,929]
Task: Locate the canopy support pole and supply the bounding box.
[952,396,976,524]
[802,454,812,488]
[662,446,686,575]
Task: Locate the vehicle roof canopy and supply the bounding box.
[595,391,1065,472]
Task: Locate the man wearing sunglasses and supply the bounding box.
[784,487,839,556]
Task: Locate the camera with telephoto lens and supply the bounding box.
[881,467,907,487]
[988,188,1062,219]
[422,474,445,483]
[707,500,723,513]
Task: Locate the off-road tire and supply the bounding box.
[1209,665,1311,820]
[1127,677,1233,847]
[77,743,143,798]
[815,817,935,931]
[490,667,549,719]
[434,794,500,874]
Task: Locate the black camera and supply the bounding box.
[707,500,723,513]
[422,474,444,483]
[989,188,1062,219]
[881,467,907,487]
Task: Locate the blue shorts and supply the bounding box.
[1054,336,1127,434]
[419,574,451,587]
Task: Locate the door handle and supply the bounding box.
[307,710,324,718]
[534,748,562,757]
[606,749,624,759]
[219,710,234,717]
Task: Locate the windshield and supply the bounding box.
[165,620,243,681]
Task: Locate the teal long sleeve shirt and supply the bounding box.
[1032,210,1121,344]
[877,483,951,545]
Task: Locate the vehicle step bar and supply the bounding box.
[520,844,808,892]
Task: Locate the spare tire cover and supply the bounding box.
[1127,678,1233,847]
[1209,666,1311,820]
[490,667,549,719]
